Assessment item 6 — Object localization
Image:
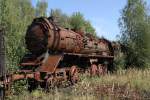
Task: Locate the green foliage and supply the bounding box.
[119,0,150,68]
[50,10,96,36]
[11,80,28,95]
[50,9,71,28]
[114,52,126,70]
[36,1,48,17]
[70,12,96,36]
[0,0,39,71]
[84,21,96,36]
[69,12,85,31]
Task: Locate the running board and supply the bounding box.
[39,55,63,73]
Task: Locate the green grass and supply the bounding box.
[84,69,150,91]
[6,69,150,100]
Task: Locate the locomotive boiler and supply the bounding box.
[25,17,114,56]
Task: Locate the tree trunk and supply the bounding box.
[0,28,5,77]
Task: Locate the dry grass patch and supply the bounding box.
[7,69,150,100]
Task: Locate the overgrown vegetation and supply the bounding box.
[0,0,150,99]
[0,0,35,71]
[51,9,96,36]
[119,0,150,69]
[7,69,150,100]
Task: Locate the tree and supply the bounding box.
[0,0,35,71]
[84,21,96,36]
[70,12,85,32]
[70,12,96,36]
[119,0,150,68]
[50,9,71,28]
[50,10,96,36]
[36,1,48,17]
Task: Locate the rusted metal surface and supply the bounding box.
[26,17,84,55]
[20,62,40,66]
[25,17,114,58]
[69,66,78,84]
[12,73,34,81]
[90,64,98,76]
[39,55,63,72]
[97,64,107,76]
[97,64,103,76]
[90,64,108,76]
[63,53,114,58]
[57,28,83,53]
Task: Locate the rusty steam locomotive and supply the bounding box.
[20,17,114,88]
[0,17,114,94]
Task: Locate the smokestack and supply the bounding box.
[0,28,5,76]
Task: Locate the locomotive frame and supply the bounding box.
[9,50,114,91]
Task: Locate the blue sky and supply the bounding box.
[31,0,150,41]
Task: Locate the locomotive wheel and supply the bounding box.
[90,64,98,76]
[102,65,108,75]
[69,66,78,84]
[46,77,55,90]
[97,64,103,76]
[0,87,5,100]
